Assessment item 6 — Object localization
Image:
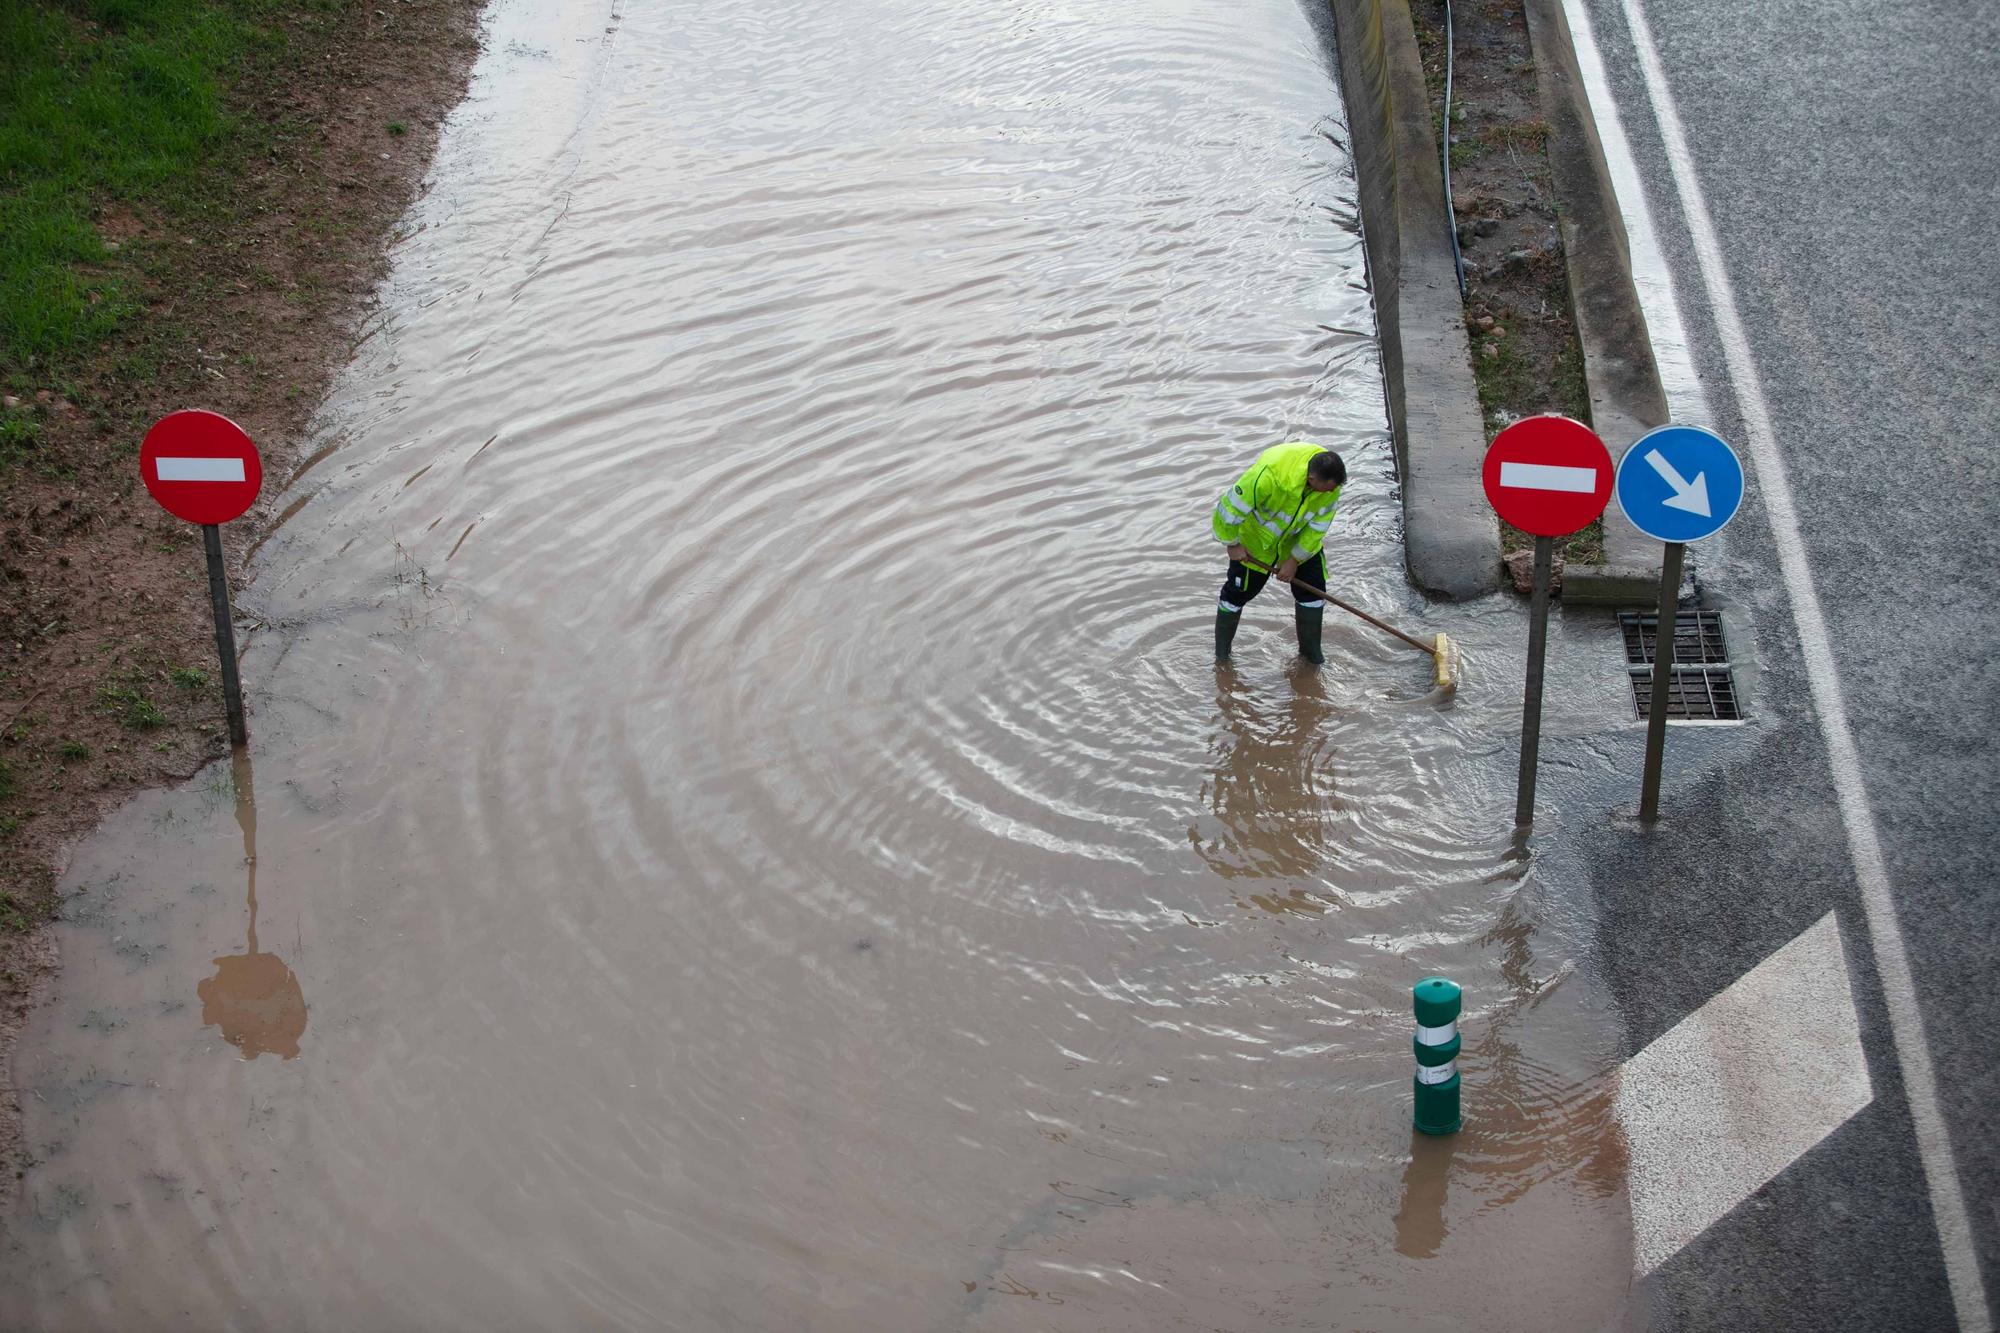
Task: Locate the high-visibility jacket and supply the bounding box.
[1211,442,1342,568]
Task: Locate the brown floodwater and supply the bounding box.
[1,0,1639,1326]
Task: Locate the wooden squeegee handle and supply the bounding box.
[1240,558,1438,656]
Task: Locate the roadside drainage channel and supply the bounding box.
[1329,0,1678,604]
[1618,608,1743,723]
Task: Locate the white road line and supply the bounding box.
[1498,460,1597,493]
[155,456,246,483]
[1617,913,1874,1276]
[1554,0,1710,425]
[1599,0,1990,1322]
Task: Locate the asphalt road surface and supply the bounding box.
[1546,0,2000,1327]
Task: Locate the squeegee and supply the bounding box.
[1241,559,1459,690]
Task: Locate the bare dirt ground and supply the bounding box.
[1407,0,1598,591]
[1,0,484,1199]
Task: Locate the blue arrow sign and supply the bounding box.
[1614,424,1745,543]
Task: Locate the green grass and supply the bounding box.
[1554,335,1590,423]
[1563,518,1604,564]
[0,402,41,470]
[169,664,208,688]
[99,683,166,729]
[1472,331,1536,430]
[1480,120,1551,155]
[57,739,90,760]
[0,0,286,370]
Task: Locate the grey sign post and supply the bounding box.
[1482,415,1616,828]
[1613,425,1747,821]
[201,523,249,747]
[1637,540,1686,821]
[1513,535,1555,826]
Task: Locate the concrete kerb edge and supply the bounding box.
[1327,0,1501,601]
[1519,0,1669,606]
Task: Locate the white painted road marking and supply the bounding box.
[1555,0,1710,425]
[1588,0,1988,1321]
[1618,913,1872,1276]
[1498,461,1598,493]
[155,457,247,483]
[1643,447,1712,516]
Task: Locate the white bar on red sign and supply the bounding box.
[1499,461,1597,493]
[156,457,247,483]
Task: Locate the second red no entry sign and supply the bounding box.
[140,409,263,527]
[1481,415,1613,537]
[137,408,262,747]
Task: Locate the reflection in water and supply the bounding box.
[1394,1131,1454,1260]
[1195,664,1341,886]
[197,953,307,1060]
[1390,958,1628,1261]
[196,749,307,1060]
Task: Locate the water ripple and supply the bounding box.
[0,0,1630,1325]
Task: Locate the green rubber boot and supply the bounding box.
[1295,604,1324,665]
[1215,607,1240,662]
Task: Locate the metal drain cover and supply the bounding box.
[1619,609,1742,721]
[1633,666,1741,721]
[1619,609,1728,665]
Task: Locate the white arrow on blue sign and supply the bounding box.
[1615,424,1745,543]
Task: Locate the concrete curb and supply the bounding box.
[1328,0,1500,601]
[1520,0,1669,605]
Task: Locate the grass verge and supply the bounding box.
[0,0,483,1205]
[0,0,297,373]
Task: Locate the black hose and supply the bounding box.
[1441,0,1468,298]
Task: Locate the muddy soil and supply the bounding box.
[0,0,483,1198]
[1407,0,1598,587]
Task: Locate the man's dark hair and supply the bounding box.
[1308,450,1346,487]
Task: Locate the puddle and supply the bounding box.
[2,0,1636,1324]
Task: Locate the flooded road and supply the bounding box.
[4,0,1636,1326]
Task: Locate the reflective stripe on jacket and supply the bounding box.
[1211,441,1341,567]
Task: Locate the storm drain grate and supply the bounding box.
[1619,609,1729,665]
[1618,609,1743,721]
[1633,667,1741,721]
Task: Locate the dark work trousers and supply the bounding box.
[1217,552,1326,613]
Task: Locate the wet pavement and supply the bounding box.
[3,0,1640,1325]
[1554,0,2000,1325]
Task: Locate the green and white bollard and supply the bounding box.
[1412,977,1462,1135]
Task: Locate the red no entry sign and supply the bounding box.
[140,410,262,526]
[1481,415,1613,537]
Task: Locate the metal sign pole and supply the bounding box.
[1513,535,1555,826]
[1638,540,1686,822]
[201,522,248,747]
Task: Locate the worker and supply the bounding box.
[1210,442,1346,665]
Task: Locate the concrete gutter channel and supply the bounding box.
[1327,0,1666,604]
[1325,0,1498,601]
